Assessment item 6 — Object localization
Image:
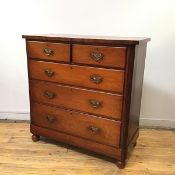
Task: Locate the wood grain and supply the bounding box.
[27,41,70,62]
[30,80,123,120]
[31,103,121,147]
[23,34,150,168]
[0,123,174,175]
[73,44,126,68]
[29,60,125,93]
[127,44,147,145]
[22,34,151,45]
[31,124,121,159]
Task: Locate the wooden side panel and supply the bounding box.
[127,44,147,145]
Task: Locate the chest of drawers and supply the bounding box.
[23,34,150,168]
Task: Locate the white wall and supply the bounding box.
[0,0,175,127]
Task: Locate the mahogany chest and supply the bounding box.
[23,34,150,168]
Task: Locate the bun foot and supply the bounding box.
[116,161,125,169]
[32,134,40,142]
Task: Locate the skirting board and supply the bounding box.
[0,112,174,129]
[0,112,30,120]
[140,118,175,129]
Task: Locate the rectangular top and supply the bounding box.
[22,34,150,45]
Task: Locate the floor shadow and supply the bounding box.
[41,136,116,163]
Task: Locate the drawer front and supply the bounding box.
[31,103,121,147]
[73,44,126,68]
[27,41,70,62]
[29,60,124,93]
[30,80,123,120]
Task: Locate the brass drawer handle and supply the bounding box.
[90,52,104,62]
[43,48,54,56]
[44,69,55,77]
[46,115,55,123]
[88,126,100,134]
[89,99,102,108]
[44,91,56,99]
[90,74,103,84]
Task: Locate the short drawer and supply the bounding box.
[31,103,121,147]
[72,44,126,68]
[27,41,70,62]
[29,60,124,93]
[30,80,123,120]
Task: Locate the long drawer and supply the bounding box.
[30,80,123,120]
[29,60,125,93]
[31,103,121,147]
